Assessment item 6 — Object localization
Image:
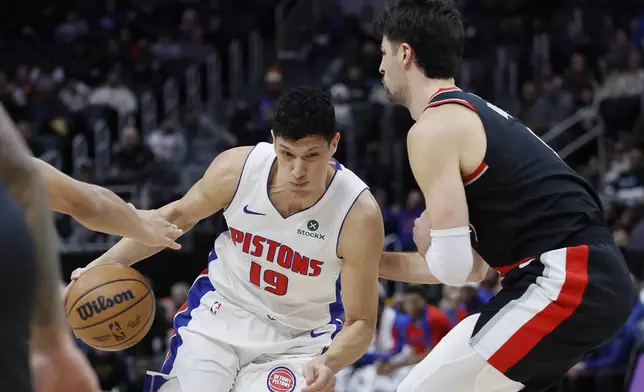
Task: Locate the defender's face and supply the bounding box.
[379,36,407,105]
[273,134,340,197]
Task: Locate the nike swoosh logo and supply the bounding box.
[310,330,328,338]
[243,205,266,216]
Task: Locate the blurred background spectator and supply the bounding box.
[6,0,644,390]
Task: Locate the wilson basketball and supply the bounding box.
[65,264,155,351]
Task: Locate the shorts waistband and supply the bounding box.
[493,226,613,277]
[560,226,613,248]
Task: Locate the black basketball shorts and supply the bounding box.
[469,229,633,391]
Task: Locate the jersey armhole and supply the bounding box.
[223,145,257,213]
[424,99,488,186]
[424,98,477,113]
[335,187,369,259]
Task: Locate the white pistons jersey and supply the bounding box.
[207,142,369,331]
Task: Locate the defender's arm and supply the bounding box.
[0,105,67,347]
[405,111,475,286]
[379,250,488,284]
[34,158,181,248]
[87,146,252,268]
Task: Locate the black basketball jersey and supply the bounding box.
[425,87,605,269]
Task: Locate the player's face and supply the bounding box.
[402,293,426,318]
[379,36,407,105]
[273,134,340,197]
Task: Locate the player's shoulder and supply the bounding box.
[201,145,255,189]
[412,101,483,144]
[344,188,382,229]
[336,187,384,257]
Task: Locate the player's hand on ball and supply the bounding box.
[413,209,432,255]
[131,205,183,249]
[62,267,87,302]
[302,358,335,392]
[31,337,100,392]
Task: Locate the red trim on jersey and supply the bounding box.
[463,161,488,186]
[487,246,589,373]
[424,98,477,113]
[429,86,461,101]
[494,256,535,277]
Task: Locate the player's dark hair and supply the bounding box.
[374,0,464,79]
[272,86,336,143]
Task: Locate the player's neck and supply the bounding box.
[268,164,336,217]
[406,77,457,121]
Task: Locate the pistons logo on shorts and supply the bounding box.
[266,366,296,392]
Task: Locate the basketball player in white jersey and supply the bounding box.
[68,86,385,392]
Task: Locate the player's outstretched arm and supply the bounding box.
[0,107,101,392]
[0,105,68,343]
[82,146,252,269]
[34,158,182,248]
[404,109,478,287]
[305,190,384,386]
[379,249,488,284]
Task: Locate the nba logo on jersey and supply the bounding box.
[267,366,296,392]
[209,301,222,315]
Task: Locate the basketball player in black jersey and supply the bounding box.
[374,0,633,391]
[0,103,99,392]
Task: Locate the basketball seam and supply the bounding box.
[86,300,156,351]
[66,278,148,316]
[71,289,152,330]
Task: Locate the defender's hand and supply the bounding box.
[131,205,183,249]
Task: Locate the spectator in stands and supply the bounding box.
[13,64,34,104]
[330,83,354,131]
[160,281,190,321]
[377,285,451,383]
[373,187,398,237]
[395,189,424,251]
[30,76,69,138]
[54,11,89,44]
[628,274,644,333]
[58,77,90,113]
[607,28,633,70]
[151,34,183,62]
[178,9,200,42]
[480,269,501,298]
[531,78,575,130]
[563,52,598,101]
[108,126,156,186]
[88,68,137,116]
[147,118,187,176]
[256,67,283,131]
[566,322,639,392]
[517,81,543,133]
[16,120,44,157]
[605,146,644,206]
[182,105,237,157]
